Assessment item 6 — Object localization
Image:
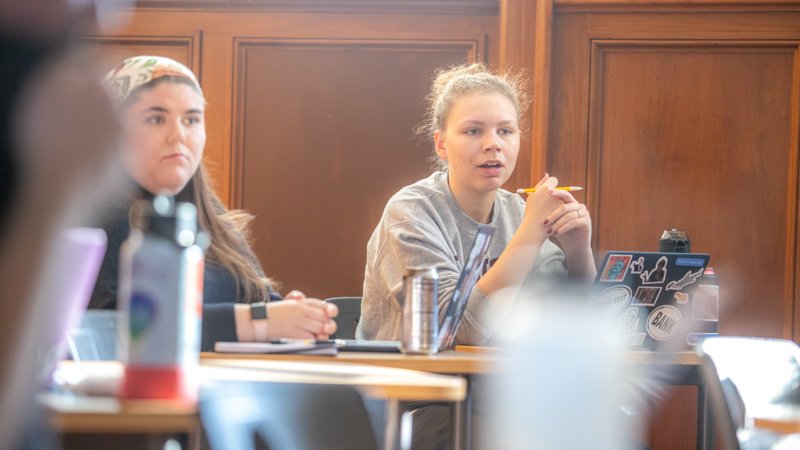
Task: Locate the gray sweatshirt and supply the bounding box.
[356,171,567,345]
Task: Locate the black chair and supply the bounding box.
[200,381,380,450]
[699,337,800,450]
[324,297,362,339]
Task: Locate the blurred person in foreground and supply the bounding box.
[0,0,122,447]
[477,286,658,450]
[91,56,338,351]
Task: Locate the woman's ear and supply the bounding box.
[434,130,447,161]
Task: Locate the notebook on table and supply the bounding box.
[591,251,713,351]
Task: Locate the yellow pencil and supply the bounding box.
[516,187,583,194]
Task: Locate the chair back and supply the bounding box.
[201,381,379,450]
[324,297,362,339]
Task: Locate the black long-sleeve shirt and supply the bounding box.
[89,188,281,351]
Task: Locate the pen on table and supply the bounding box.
[516,187,583,194]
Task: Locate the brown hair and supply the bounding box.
[190,163,276,302]
[415,63,530,171]
[125,76,275,303]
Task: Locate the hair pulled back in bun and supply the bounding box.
[415,63,529,171]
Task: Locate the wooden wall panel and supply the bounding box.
[538,8,800,450]
[84,3,500,298]
[548,12,800,341]
[77,35,199,76]
[234,40,478,298]
[589,41,798,339]
[85,6,500,207]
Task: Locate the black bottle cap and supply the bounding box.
[658,229,691,253]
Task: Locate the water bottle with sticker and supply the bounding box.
[118,195,204,401]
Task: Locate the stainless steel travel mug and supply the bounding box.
[401,266,439,354]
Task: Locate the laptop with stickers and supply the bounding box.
[592,251,713,351]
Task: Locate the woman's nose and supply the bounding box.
[167,119,186,143]
[483,133,501,152]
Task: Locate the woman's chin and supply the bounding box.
[479,177,508,192]
[147,178,191,196]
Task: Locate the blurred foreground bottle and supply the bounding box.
[118,195,204,402]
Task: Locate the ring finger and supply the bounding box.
[543,202,582,227]
[548,206,587,235]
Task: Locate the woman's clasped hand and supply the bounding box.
[266,299,339,340]
[521,173,592,254]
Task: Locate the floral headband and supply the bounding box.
[103,55,202,107]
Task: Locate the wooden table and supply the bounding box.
[41,393,197,434]
[202,349,502,450]
[42,359,466,450]
[750,405,800,435]
[201,349,504,374]
[202,349,505,450]
[202,348,715,450]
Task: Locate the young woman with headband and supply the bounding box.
[90,56,337,351]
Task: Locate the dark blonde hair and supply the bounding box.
[125,77,275,303]
[416,63,530,171]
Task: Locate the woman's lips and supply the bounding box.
[163,153,188,161]
[478,162,503,175]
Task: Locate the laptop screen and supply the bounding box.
[592,251,712,351]
[437,224,496,350]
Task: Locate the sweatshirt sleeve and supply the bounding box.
[523,239,569,295]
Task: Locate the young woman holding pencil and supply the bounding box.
[90,56,337,351]
[356,63,597,346]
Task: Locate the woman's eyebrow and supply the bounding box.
[460,119,518,126]
[141,106,168,114]
[139,106,204,114]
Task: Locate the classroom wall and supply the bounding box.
[82,0,500,299]
[501,0,800,447]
